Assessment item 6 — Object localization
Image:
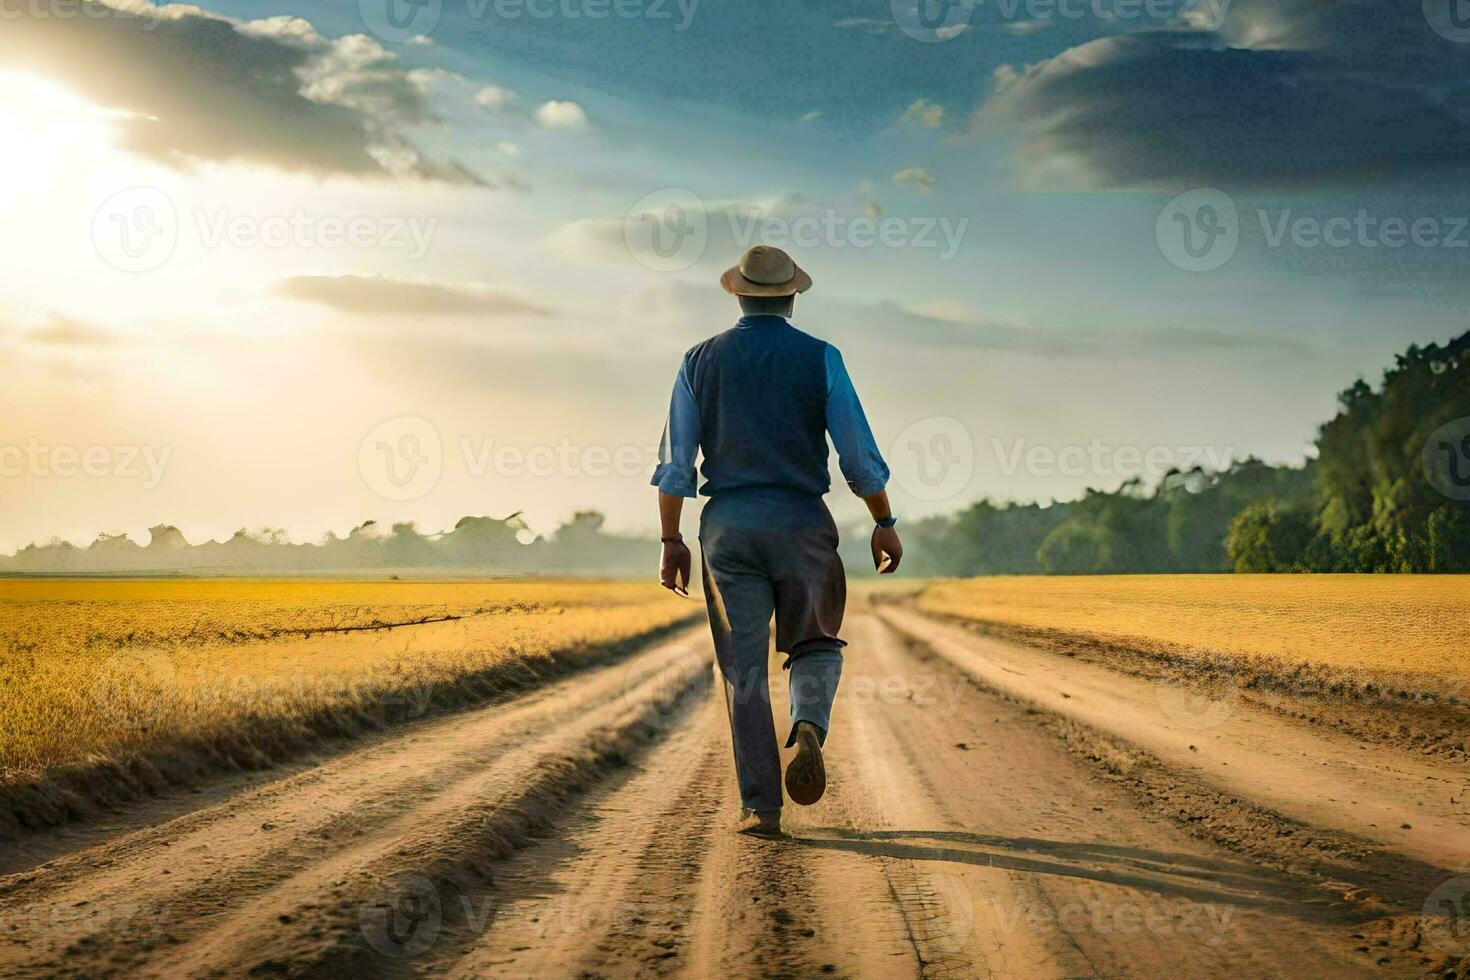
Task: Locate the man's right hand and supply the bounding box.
[871,525,903,574]
[660,538,692,595]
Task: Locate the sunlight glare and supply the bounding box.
[0,71,115,217]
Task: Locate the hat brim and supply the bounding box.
[719,263,812,296]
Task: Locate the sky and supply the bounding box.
[1,0,1469,551]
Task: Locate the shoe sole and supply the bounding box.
[785,727,826,806]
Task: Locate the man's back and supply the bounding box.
[655,310,889,531]
[685,315,831,502]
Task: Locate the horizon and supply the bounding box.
[3,320,1441,556]
[4,0,1470,553]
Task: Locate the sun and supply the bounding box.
[0,71,115,218]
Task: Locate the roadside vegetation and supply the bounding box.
[913,574,1470,760]
[0,579,696,831]
[917,574,1470,677]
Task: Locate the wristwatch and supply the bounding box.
[660,534,684,544]
[876,515,898,529]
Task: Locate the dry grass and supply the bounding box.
[0,579,696,789]
[916,574,1470,679]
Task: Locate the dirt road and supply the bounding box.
[2,604,1466,978]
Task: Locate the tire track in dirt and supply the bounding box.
[0,610,1443,978]
[431,697,730,976]
[425,610,1402,978]
[416,652,911,978]
[872,605,1466,975]
[811,614,1390,978]
[0,630,711,979]
[442,685,869,978]
[876,604,1470,874]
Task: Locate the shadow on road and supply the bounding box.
[786,827,1371,921]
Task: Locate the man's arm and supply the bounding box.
[651,359,698,594]
[825,345,902,573]
[659,492,685,539]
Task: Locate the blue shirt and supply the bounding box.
[651,315,889,528]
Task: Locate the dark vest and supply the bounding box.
[685,316,830,501]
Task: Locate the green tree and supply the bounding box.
[1226,501,1314,572]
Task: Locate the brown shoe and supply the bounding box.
[736,809,783,838]
[785,721,826,806]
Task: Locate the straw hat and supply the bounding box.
[719,245,812,297]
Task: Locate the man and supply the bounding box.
[652,245,903,838]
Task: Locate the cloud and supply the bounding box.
[624,281,1068,355]
[474,85,514,110]
[832,17,893,34]
[800,111,823,124]
[880,301,1065,351]
[543,219,628,265]
[2,0,481,182]
[536,100,589,129]
[896,300,1309,353]
[1141,325,1311,351]
[906,300,980,323]
[546,192,806,267]
[897,99,944,129]
[1001,19,1052,35]
[840,11,966,39]
[25,314,123,347]
[273,276,549,317]
[621,278,1296,357]
[973,0,1470,191]
[891,167,936,194]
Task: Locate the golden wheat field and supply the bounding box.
[917,574,1470,678]
[0,579,695,784]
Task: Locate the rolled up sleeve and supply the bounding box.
[825,344,889,497]
[651,358,700,498]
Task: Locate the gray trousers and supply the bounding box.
[699,519,846,813]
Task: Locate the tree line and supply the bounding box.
[6,332,1467,578]
[0,512,650,577]
[873,330,1470,576]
